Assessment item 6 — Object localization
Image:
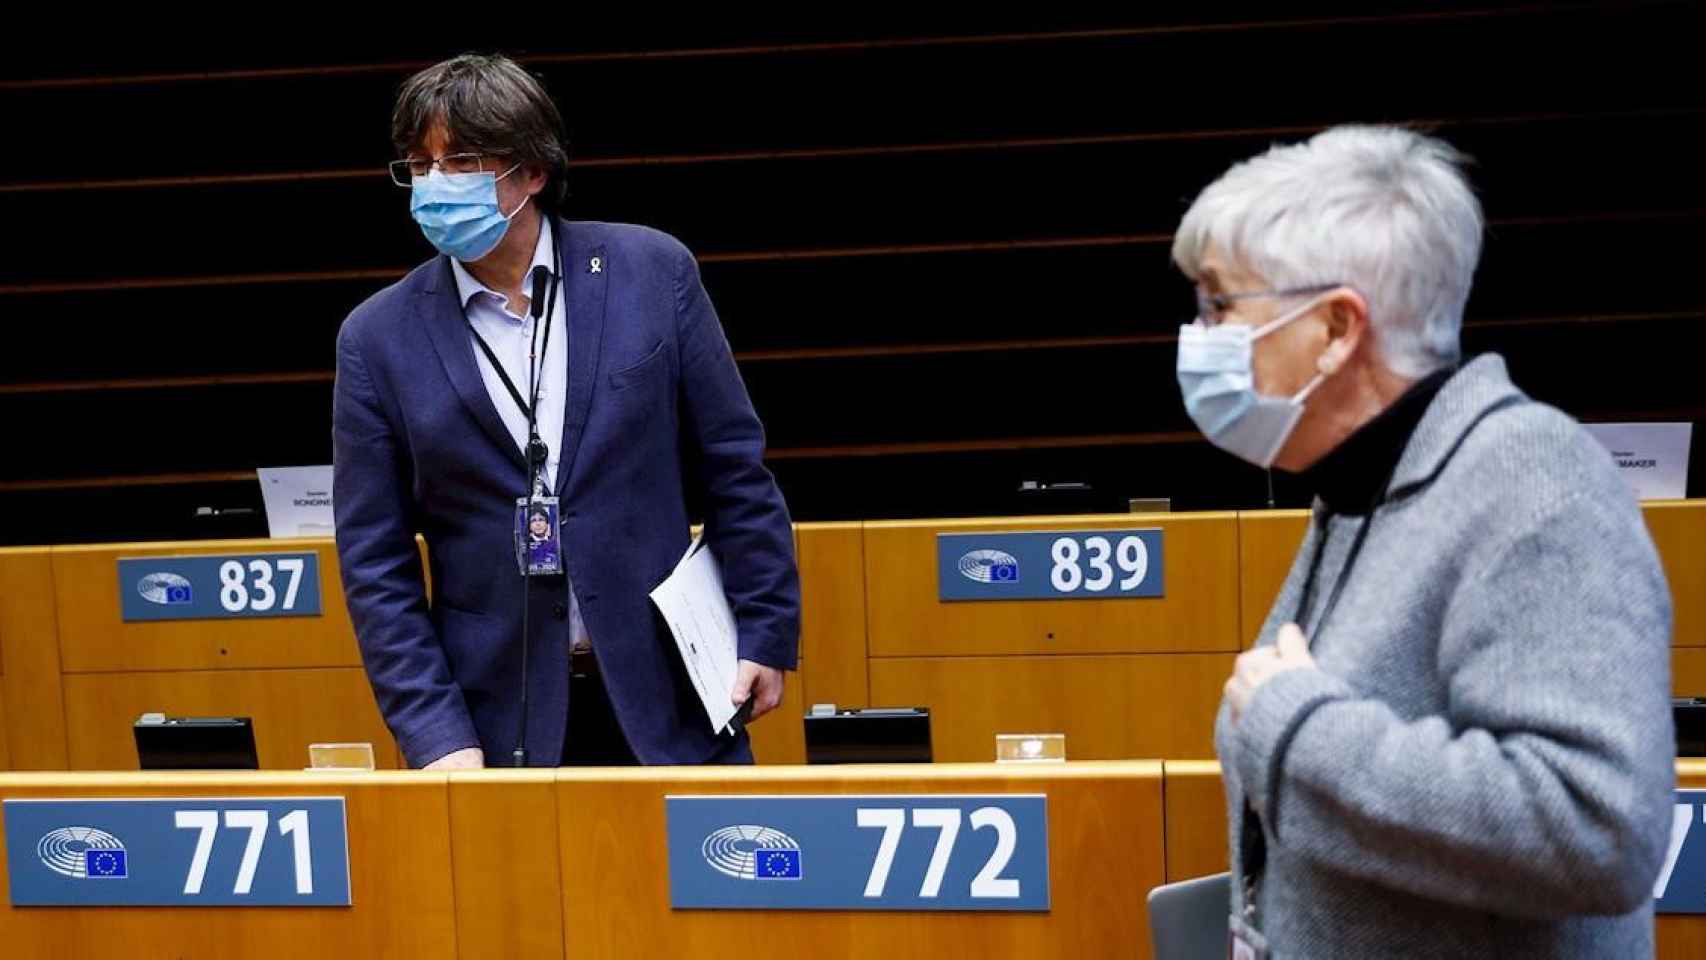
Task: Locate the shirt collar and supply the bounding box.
[448,217,556,312]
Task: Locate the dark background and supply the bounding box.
[2,4,1701,545]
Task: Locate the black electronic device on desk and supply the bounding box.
[134,714,260,770]
[805,706,932,764]
[1677,698,1706,757]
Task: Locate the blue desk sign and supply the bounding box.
[3,797,350,907]
[666,794,1049,911]
[1656,789,1706,914]
[938,529,1164,602]
[118,552,322,622]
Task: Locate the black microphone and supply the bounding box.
[512,217,562,767]
[531,267,549,320]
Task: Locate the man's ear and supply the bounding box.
[522,163,549,199]
[1317,287,1369,377]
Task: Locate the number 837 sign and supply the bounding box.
[118,553,323,622]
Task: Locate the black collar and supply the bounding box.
[1301,367,1456,515]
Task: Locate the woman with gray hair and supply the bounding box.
[1177,125,1674,957]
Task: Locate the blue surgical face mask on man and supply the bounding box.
[409,163,527,262]
[1176,292,1334,469]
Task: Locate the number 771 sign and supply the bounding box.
[3,797,350,906]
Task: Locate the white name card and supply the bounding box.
[258,465,336,538]
[1583,423,1692,501]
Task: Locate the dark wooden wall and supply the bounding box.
[2,4,1701,544]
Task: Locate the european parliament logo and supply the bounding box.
[37,827,129,879]
[137,572,193,606]
[701,825,802,881]
[958,549,1020,585]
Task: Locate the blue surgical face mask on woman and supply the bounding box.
[409,162,527,262]
[1176,292,1335,468]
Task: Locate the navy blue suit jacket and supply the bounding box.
[332,220,800,767]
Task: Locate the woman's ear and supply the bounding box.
[1317,287,1370,376]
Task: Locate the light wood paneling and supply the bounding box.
[52,538,361,673]
[1162,760,1228,883]
[448,771,564,959]
[870,654,1234,761]
[864,513,1241,657]
[1236,503,1702,650]
[61,668,395,771]
[1236,510,1310,648]
[749,663,807,765]
[0,548,67,769]
[0,771,457,959]
[797,522,870,708]
[557,762,1163,960]
[0,683,9,771]
[1673,648,1706,696]
[1647,501,1706,647]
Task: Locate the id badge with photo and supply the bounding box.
[515,496,564,577]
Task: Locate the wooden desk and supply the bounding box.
[0,762,1165,959]
[863,513,1240,761]
[0,770,456,959]
[2,500,1700,772]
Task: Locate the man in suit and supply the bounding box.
[333,54,800,769]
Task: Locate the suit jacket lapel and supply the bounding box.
[417,257,529,474]
[555,221,609,496]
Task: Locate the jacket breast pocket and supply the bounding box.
[609,339,668,391]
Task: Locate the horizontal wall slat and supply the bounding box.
[2,7,1699,542]
[2,4,1691,182]
[2,214,1704,385]
[6,112,1703,287]
[0,309,1701,488]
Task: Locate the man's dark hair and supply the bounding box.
[393,54,570,211]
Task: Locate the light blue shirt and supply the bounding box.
[450,219,566,491]
[450,220,591,652]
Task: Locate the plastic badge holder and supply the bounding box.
[995,733,1067,763]
[307,742,376,771]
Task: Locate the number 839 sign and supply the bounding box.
[937,529,1164,602]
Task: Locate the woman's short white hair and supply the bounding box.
[1172,125,1483,379]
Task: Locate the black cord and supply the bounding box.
[512,213,564,767]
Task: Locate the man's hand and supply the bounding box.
[731,660,785,723]
[1225,623,1317,725]
[422,747,485,770]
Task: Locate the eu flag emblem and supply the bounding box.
[84,849,127,878]
[755,848,801,880]
[165,585,192,604]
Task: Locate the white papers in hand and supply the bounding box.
[649,535,741,734]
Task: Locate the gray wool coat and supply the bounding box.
[1216,354,1675,958]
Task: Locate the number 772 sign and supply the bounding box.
[666,794,1051,911]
